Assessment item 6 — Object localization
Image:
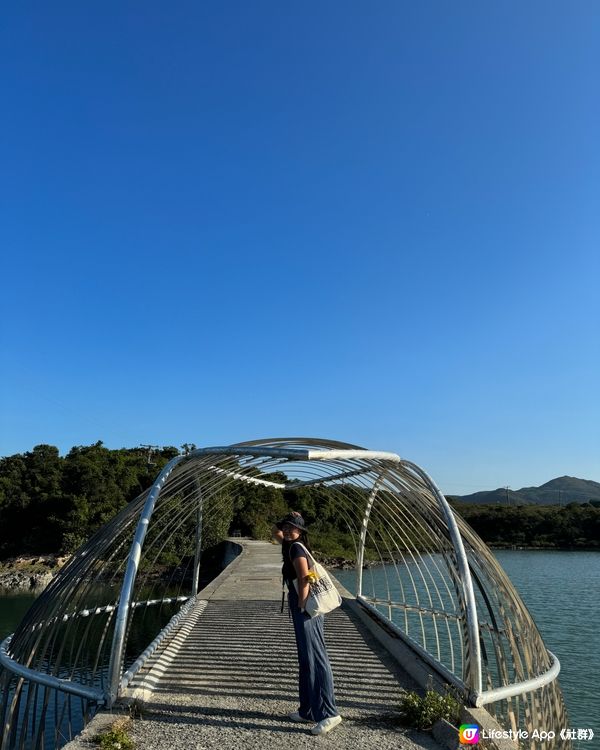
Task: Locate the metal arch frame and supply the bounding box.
[400,460,483,700]
[105,442,484,707]
[106,444,313,704]
[356,470,387,598]
[0,436,568,750]
[106,452,182,705]
[352,456,483,700]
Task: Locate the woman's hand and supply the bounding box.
[271,524,284,545]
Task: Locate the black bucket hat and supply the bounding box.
[275,512,307,532]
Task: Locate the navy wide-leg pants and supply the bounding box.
[288,585,338,722]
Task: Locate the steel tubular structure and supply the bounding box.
[0,438,571,750]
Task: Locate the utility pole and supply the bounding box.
[505,486,510,506]
[139,444,159,466]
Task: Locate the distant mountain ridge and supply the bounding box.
[451,476,600,505]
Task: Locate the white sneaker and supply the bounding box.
[310,715,342,735]
[288,711,313,723]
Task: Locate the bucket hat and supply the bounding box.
[275,512,307,532]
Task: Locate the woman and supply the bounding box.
[272,511,342,736]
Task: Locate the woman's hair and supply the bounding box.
[281,530,311,560]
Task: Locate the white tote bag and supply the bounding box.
[292,542,342,617]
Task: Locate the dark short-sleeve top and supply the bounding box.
[282,542,309,585]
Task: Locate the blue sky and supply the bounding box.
[1,2,598,494]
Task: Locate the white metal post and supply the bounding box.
[192,482,203,596]
[356,476,384,597]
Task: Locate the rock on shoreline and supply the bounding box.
[317,555,381,570]
[0,570,54,590]
[0,555,69,591]
[317,556,356,570]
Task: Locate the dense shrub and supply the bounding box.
[398,688,460,730]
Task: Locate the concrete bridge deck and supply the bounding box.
[122,540,444,750]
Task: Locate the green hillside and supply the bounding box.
[452,476,600,506]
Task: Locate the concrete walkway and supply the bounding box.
[126,540,444,750]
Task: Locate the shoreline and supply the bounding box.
[3,544,599,592]
[487,544,600,552]
[0,542,236,592]
[0,554,69,592]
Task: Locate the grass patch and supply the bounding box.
[398,687,460,730]
[95,718,135,750]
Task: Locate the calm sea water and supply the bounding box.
[0,590,37,640]
[493,550,599,747]
[334,550,600,749]
[2,551,599,747]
